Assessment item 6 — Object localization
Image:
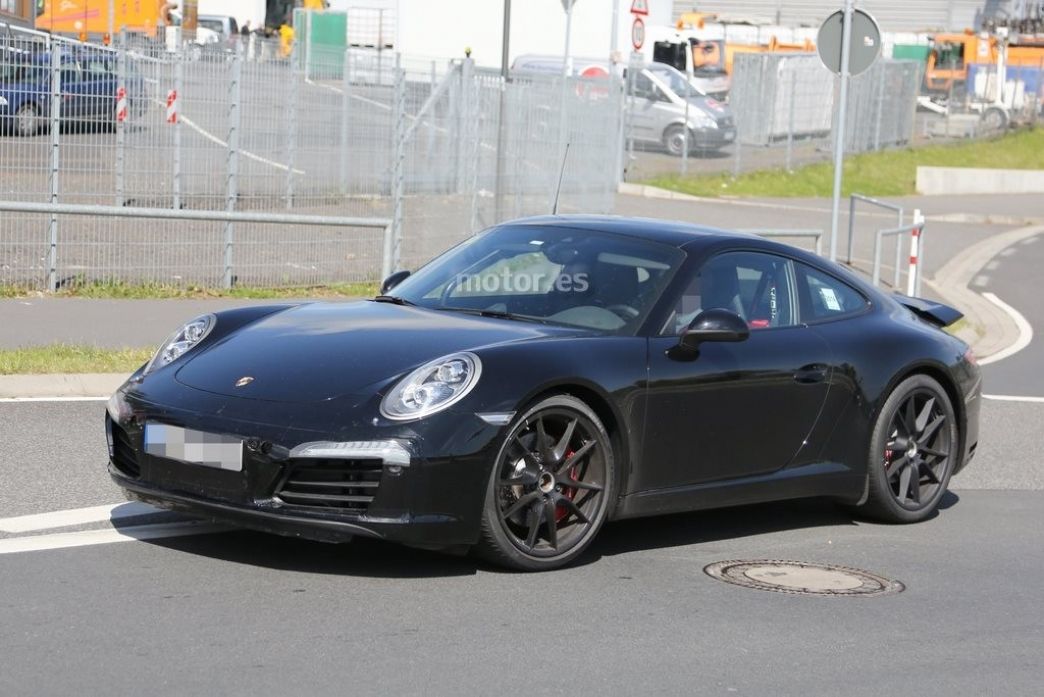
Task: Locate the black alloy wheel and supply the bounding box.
[861,374,958,523]
[476,394,614,571]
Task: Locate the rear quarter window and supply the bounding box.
[797,264,869,321]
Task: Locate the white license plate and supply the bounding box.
[724,131,735,141]
[144,422,244,472]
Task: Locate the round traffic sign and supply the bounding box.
[817,9,881,76]
[631,17,645,51]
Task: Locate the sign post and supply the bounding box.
[817,2,880,261]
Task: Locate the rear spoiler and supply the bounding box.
[894,293,963,328]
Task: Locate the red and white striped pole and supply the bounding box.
[115,86,128,123]
[166,89,178,124]
[907,208,924,296]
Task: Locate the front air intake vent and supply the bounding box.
[275,459,383,511]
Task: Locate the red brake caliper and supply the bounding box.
[555,449,579,522]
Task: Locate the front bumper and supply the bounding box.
[691,124,736,149]
[106,387,504,549]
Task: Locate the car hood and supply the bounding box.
[174,300,584,402]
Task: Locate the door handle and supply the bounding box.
[794,364,828,384]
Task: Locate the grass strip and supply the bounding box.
[0,344,155,375]
[647,127,1044,198]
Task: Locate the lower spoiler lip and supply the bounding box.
[894,293,963,328]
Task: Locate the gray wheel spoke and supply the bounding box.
[503,490,541,520]
[554,492,591,525]
[921,462,942,485]
[908,466,922,503]
[535,416,553,462]
[543,498,558,550]
[898,465,913,502]
[555,440,595,476]
[499,470,538,488]
[902,398,918,435]
[914,397,936,434]
[887,455,908,481]
[562,478,603,492]
[920,446,949,460]
[524,502,543,551]
[919,415,946,443]
[551,418,578,462]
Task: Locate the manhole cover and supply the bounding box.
[704,560,904,597]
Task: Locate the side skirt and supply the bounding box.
[613,461,863,520]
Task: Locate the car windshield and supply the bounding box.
[0,60,46,84]
[386,225,685,333]
[648,64,705,99]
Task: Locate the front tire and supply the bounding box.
[475,394,615,571]
[663,124,694,157]
[859,374,958,523]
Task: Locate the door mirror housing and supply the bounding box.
[380,270,411,295]
[679,309,750,351]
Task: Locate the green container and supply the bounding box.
[293,9,348,78]
[892,44,930,62]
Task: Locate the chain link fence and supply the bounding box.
[1,26,623,291]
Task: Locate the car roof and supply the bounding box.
[500,214,759,249]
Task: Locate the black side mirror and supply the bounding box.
[380,270,411,295]
[678,309,750,352]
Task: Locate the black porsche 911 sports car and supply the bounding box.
[106,216,981,570]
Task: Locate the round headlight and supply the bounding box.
[380,352,482,421]
[143,314,215,375]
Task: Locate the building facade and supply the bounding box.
[0,0,34,28]
[671,1,1015,32]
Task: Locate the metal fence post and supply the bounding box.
[224,49,243,289]
[340,50,352,195]
[785,68,796,171]
[173,54,184,209]
[872,230,883,287]
[47,42,62,292]
[390,53,405,272]
[115,32,126,207]
[873,65,885,151]
[286,46,298,210]
[846,194,855,264]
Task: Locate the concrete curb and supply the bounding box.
[0,373,127,399]
[927,224,1044,359]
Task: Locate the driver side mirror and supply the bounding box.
[380,270,411,295]
[676,308,749,354]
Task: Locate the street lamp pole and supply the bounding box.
[495,0,512,224]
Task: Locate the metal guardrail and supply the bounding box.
[741,229,824,256]
[847,193,904,265]
[873,221,925,297]
[0,201,393,292]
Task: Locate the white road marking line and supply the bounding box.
[983,394,1044,403]
[149,96,306,175]
[0,521,228,555]
[1022,236,1039,245]
[985,260,1000,271]
[978,292,1034,366]
[1000,247,1017,257]
[973,274,990,287]
[0,502,160,534]
[0,396,108,403]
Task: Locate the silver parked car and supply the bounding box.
[511,55,736,157]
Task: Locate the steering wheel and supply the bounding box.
[606,304,640,320]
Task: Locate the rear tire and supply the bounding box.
[858,374,958,524]
[14,102,41,137]
[475,394,615,571]
[981,107,1008,131]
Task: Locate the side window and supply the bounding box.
[630,72,655,99]
[797,264,868,321]
[664,251,798,335]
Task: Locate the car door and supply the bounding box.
[635,250,834,492]
[57,61,88,121]
[626,71,665,144]
[79,56,117,122]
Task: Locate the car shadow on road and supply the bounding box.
[133,493,966,578]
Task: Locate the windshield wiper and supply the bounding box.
[373,294,415,306]
[436,307,548,324]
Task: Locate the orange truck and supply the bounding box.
[924,30,1044,93]
[35,0,197,39]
